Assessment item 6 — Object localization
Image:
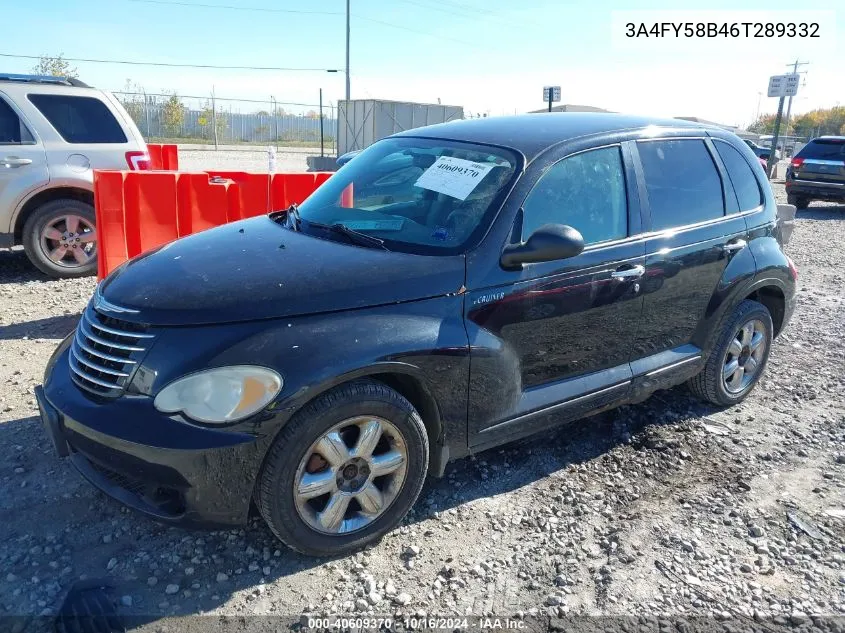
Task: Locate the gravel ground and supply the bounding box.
[177,146,321,173]
[0,183,843,628]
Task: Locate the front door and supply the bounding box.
[0,91,48,238]
[466,143,646,449]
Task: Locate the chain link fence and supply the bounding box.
[115,91,337,151]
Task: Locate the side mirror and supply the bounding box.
[500,223,585,269]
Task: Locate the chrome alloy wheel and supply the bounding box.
[293,416,408,535]
[723,319,767,394]
[39,214,96,268]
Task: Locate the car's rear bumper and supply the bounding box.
[37,348,274,528]
[785,178,845,201]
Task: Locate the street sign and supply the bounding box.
[767,74,800,98]
[543,86,561,102]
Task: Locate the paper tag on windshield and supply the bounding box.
[414,156,495,201]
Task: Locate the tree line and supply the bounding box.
[749,106,845,139]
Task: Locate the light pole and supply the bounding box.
[345,0,351,102]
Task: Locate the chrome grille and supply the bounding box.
[69,307,154,397]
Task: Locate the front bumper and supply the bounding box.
[38,346,274,528]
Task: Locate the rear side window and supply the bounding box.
[714,141,763,211]
[0,96,35,144]
[27,94,127,143]
[521,145,627,246]
[798,139,845,160]
[638,139,724,231]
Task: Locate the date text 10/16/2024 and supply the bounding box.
[304,616,527,630]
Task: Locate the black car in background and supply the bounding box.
[785,136,845,209]
[37,113,797,556]
[336,149,361,167]
[744,139,782,162]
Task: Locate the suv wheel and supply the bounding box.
[22,199,97,278]
[255,379,429,556]
[688,300,773,406]
[786,194,809,210]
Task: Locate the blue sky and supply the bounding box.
[3,0,842,126]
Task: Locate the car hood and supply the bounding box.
[99,216,466,326]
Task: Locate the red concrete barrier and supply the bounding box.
[146,144,179,170]
[93,170,333,279]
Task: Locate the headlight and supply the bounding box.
[153,366,282,424]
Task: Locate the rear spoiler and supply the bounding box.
[776,204,796,246]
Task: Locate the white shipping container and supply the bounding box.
[337,99,464,156]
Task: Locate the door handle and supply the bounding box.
[723,239,747,253]
[0,157,33,168]
[611,264,645,280]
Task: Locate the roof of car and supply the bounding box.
[0,73,91,88]
[394,112,706,161]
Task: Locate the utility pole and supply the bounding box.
[319,88,324,158]
[345,0,351,102]
[783,60,809,144]
[270,96,278,150]
[211,85,218,150]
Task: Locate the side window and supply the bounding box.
[638,139,724,231]
[521,146,627,246]
[0,97,35,145]
[714,141,763,211]
[27,94,127,144]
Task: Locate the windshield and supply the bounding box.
[798,139,845,160]
[297,137,520,254]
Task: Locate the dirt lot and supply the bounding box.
[177,145,318,173]
[0,183,843,628]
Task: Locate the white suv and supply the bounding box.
[0,74,149,278]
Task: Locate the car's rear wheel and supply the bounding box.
[255,379,429,556]
[787,194,809,210]
[687,300,773,406]
[22,199,97,278]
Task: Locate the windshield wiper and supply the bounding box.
[310,221,390,250]
[269,204,301,231]
[286,204,301,231]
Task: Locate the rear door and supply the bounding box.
[0,90,48,237]
[629,138,751,369]
[792,138,845,188]
[23,90,136,172]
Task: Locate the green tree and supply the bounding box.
[31,54,78,78]
[748,114,777,134]
[161,93,186,137]
[119,79,146,129]
[198,102,226,141]
[792,106,845,138]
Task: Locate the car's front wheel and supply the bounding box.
[255,379,429,556]
[688,299,773,406]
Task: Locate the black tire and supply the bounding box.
[255,379,429,557]
[22,199,97,279]
[787,194,809,210]
[687,300,773,407]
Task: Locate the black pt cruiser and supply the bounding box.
[37,113,797,556]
